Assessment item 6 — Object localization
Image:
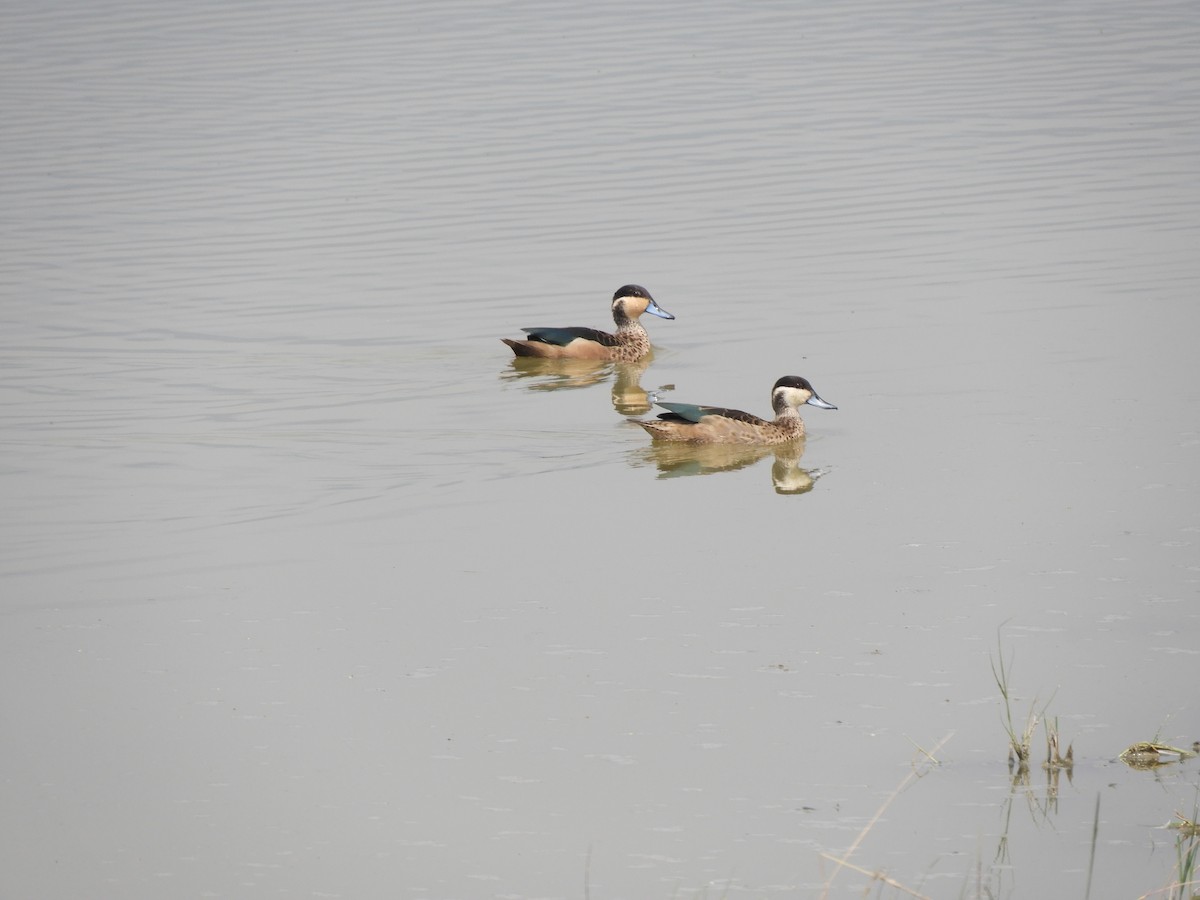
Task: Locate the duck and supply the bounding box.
[634,376,837,444]
[502,284,674,361]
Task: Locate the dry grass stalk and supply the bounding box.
[1135,805,1200,899]
[816,853,932,899]
[1120,742,1198,769]
[1044,716,1074,771]
[990,631,1041,771]
[818,733,952,900]
[1169,812,1200,839]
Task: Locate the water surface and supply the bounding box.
[2,1,1198,898]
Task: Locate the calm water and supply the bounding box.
[3,1,1199,898]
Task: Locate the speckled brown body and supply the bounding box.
[501,321,651,361]
[635,376,837,445]
[502,285,673,361]
[637,409,806,444]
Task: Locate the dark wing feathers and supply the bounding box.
[654,402,767,426]
[521,326,618,347]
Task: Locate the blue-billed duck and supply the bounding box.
[502,285,674,361]
[635,376,837,444]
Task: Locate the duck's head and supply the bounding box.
[773,375,837,411]
[612,284,674,321]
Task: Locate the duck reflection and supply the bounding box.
[502,356,670,416]
[635,438,828,494]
